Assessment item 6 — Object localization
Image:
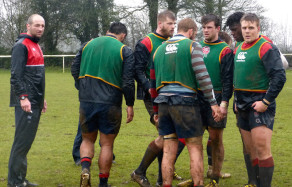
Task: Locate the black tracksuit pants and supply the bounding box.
[8,106,42,186]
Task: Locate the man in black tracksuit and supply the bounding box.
[8,14,47,187]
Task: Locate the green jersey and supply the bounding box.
[234,37,269,92]
[153,38,198,91]
[79,36,125,89]
[200,40,229,91]
[145,33,168,78]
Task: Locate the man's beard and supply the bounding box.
[161,27,173,38]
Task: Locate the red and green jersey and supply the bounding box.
[153,38,198,91]
[234,37,269,92]
[200,40,229,91]
[79,36,125,89]
[143,33,168,78]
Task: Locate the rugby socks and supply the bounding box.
[157,151,163,184]
[252,158,259,186]
[244,154,257,184]
[207,137,212,166]
[81,157,92,171]
[99,173,109,186]
[259,157,274,187]
[135,140,162,175]
[163,185,172,187]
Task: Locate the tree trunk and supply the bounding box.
[145,0,158,31]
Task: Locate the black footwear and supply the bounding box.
[23,179,38,187]
[130,171,152,187]
[75,159,81,166]
[7,180,38,187]
[98,184,111,187]
[155,182,162,187]
[80,168,91,187]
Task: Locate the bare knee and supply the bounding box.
[155,135,164,148]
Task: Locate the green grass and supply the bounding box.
[0,69,291,187]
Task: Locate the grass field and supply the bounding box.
[0,69,291,187]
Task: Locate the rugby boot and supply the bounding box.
[80,168,91,187]
[176,179,193,187]
[155,182,162,187]
[243,184,257,187]
[131,171,152,187]
[206,165,231,179]
[205,180,219,187]
[173,170,183,180]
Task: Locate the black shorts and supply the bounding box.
[198,92,226,129]
[79,102,122,134]
[237,105,275,131]
[158,103,204,138]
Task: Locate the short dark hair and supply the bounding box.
[177,18,197,32]
[157,10,176,22]
[225,12,244,27]
[240,13,260,27]
[201,14,221,27]
[108,22,127,36]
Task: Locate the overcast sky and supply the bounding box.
[114,0,291,28]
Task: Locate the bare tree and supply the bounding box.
[262,20,292,53]
[0,0,31,48]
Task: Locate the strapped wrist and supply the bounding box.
[220,102,228,108]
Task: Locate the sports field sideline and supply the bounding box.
[0,69,291,186]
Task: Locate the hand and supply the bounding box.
[234,103,238,113]
[20,98,31,113]
[211,105,223,122]
[220,101,228,118]
[252,101,268,112]
[220,106,228,118]
[42,99,47,113]
[126,106,134,123]
[153,114,159,123]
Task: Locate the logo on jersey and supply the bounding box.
[165,43,179,54]
[202,46,210,57]
[236,52,247,62]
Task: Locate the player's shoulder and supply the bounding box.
[260,35,273,43]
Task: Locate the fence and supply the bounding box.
[0,54,75,73]
[1,54,292,73]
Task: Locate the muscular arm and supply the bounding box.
[150,58,158,114]
[11,42,28,97]
[71,42,87,90]
[220,47,234,102]
[260,43,286,103]
[134,38,151,92]
[122,46,135,106]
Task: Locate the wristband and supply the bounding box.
[20,96,27,100]
[263,98,270,105]
[262,100,269,106]
[220,102,228,108]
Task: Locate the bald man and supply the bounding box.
[8,14,46,187]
